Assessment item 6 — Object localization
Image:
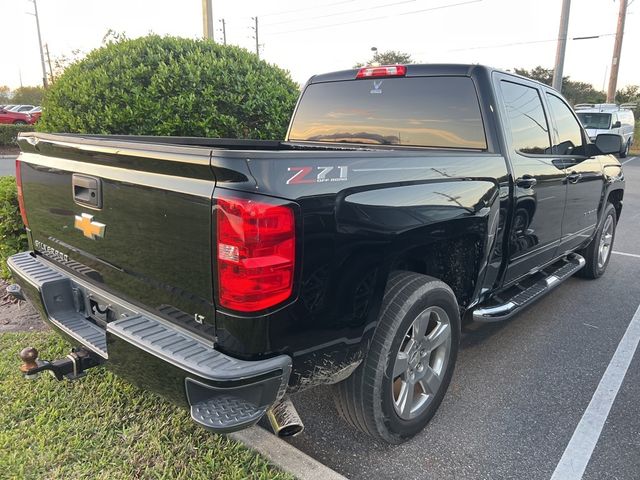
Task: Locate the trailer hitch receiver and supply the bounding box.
[19,346,102,380]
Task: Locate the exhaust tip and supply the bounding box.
[276,423,304,438]
[267,397,304,438]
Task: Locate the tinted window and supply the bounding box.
[289,76,486,149]
[500,81,550,154]
[546,94,583,155]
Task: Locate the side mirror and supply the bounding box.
[612,121,621,128]
[594,134,622,155]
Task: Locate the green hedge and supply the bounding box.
[0,177,28,279]
[38,35,300,139]
[0,125,35,147]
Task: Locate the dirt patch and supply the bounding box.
[0,146,20,156]
[0,280,48,333]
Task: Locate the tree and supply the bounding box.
[11,86,45,106]
[38,35,300,140]
[0,86,10,104]
[616,85,640,105]
[354,50,413,68]
[48,49,84,84]
[514,66,605,105]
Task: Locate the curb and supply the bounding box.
[0,155,18,159]
[229,426,348,480]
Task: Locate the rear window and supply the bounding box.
[288,76,487,149]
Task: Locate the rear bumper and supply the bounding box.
[8,251,291,433]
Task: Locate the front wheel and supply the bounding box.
[577,203,617,279]
[332,271,460,443]
[13,120,27,125]
[620,140,630,158]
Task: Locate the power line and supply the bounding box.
[264,0,482,36]
[263,0,416,28]
[259,0,357,18]
[438,33,614,53]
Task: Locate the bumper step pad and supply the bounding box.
[8,252,108,358]
[189,386,268,433]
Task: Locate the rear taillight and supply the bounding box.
[356,65,407,79]
[216,194,295,312]
[15,160,29,228]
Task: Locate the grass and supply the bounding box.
[631,120,640,156]
[0,331,291,480]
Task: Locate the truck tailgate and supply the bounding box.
[17,134,217,340]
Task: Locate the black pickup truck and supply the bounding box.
[9,64,625,444]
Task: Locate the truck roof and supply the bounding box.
[307,63,551,89]
[574,103,637,113]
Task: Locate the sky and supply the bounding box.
[1,0,638,91]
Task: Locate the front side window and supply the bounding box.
[546,94,583,155]
[500,81,551,155]
[289,76,487,149]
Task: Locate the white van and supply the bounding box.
[575,103,635,158]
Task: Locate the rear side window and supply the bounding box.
[500,81,551,155]
[546,93,583,155]
[288,76,487,149]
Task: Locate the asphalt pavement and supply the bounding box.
[0,157,17,177]
[285,156,640,480]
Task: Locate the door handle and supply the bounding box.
[72,174,102,209]
[516,175,537,188]
[567,172,582,184]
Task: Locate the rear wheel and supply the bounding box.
[332,271,460,443]
[577,203,617,279]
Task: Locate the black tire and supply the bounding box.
[332,271,460,444]
[13,120,27,125]
[576,203,617,279]
[619,140,630,158]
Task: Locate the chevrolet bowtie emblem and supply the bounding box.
[74,213,106,240]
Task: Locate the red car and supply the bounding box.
[0,108,35,125]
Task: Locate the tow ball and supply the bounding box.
[19,346,102,380]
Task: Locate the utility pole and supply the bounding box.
[219,18,227,45]
[28,0,48,88]
[45,43,53,84]
[607,0,628,103]
[202,0,214,40]
[251,16,260,59]
[552,0,571,92]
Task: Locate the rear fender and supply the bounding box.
[336,177,501,315]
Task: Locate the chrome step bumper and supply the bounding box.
[8,251,291,433]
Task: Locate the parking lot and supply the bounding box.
[285,156,640,480]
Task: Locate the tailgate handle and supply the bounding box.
[72,174,102,209]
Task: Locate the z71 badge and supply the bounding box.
[286,166,348,185]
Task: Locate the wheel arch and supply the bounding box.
[607,188,624,220]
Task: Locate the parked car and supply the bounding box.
[26,106,42,122]
[0,107,34,124]
[9,64,624,444]
[9,104,37,113]
[576,103,636,158]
